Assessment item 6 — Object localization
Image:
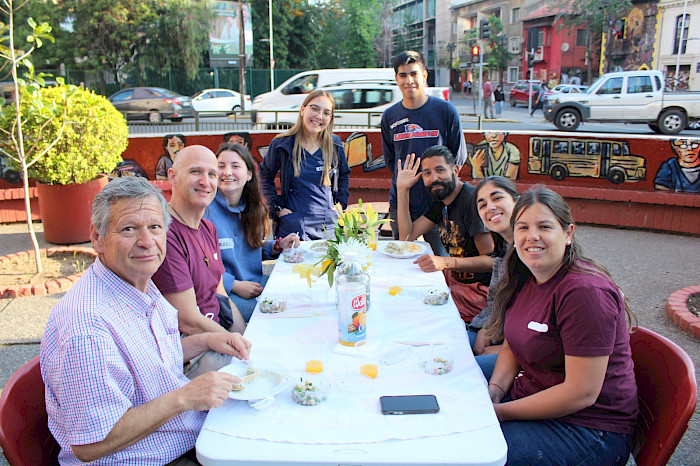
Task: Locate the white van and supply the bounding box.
[251,68,395,119]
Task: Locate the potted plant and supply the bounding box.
[4,84,128,243]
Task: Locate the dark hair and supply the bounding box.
[215,143,269,248]
[485,185,635,337]
[473,176,519,258]
[162,134,186,153]
[392,50,426,74]
[421,145,455,166]
[223,132,252,148]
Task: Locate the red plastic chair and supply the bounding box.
[630,327,697,466]
[0,356,59,465]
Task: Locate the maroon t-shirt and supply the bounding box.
[152,218,224,324]
[504,262,638,434]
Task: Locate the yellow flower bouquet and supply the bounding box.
[294,200,391,286]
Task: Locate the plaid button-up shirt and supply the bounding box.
[41,258,205,465]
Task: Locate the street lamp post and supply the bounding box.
[446,42,456,91]
[268,0,274,91]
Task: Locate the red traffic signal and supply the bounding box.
[471,45,480,56]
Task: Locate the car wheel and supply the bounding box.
[648,123,660,133]
[509,96,516,107]
[230,105,242,115]
[550,164,568,182]
[607,168,625,185]
[657,109,686,135]
[170,117,183,122]
[4,169,21,184]
[554,108,581,131]
[148,111,162,123]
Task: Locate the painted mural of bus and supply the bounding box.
[528,137,646,184]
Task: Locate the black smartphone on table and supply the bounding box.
[380,395,440,415]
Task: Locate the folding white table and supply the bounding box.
[196,243,507,465]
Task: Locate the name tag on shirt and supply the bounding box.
[527,321,549,333]
[219,238,234,250]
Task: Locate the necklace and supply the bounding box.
[168,203,210,268]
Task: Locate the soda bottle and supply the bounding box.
[336,251,368,346]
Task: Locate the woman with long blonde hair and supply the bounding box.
[259,90,351,239]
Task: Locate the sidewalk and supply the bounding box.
[1,221,698,464]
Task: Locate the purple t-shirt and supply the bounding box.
[152,218,224,324]
[505,262,638,434]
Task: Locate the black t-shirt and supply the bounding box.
[423,183,491,286]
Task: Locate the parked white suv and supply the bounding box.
[254,81,450,129]
[254,82,401,128]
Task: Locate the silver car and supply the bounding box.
[108,87,195,123]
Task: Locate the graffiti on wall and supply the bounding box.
[654,139,700,193]
[466,132,521,180]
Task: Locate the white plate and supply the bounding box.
[303,240,330,258]
[218,360,291,401]
[378,241,426,259]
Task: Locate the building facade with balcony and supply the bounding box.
[391,0,454,87]
[520,1,596,86]
[450,0,524,89]
[655,0,699,90]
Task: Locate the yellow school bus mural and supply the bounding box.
[528,137,646,184]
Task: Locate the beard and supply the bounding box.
[427,174,456,201]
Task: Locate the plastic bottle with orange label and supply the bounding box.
[336,251,368,346]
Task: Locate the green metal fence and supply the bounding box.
[40,68,304,98]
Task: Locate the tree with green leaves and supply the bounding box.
[0,0,68,273]
[483,15,512,87]
[551,0,632,84]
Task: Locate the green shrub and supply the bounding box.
[2,84,128,185]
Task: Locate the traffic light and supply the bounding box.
[471,45,480,63]
[480,20,490,39]
[527,50,535,68]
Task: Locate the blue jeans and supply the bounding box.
[501,418,632,465]
[468,329,497,380]
[229,274,270,322]
[495,100,503,116]
[389,208,448,257]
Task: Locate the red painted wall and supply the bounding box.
[2,130,698,235]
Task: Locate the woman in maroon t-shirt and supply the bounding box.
[485,186,638,465]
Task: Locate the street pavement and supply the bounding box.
[1,221,698,465]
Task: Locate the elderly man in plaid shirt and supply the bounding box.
[40,177,251,465]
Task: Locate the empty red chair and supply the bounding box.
[0,356,59,465]
[630,326,697,466]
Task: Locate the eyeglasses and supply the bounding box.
[673,141,700,150]
[305,104,332,118]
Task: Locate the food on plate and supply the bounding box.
[389,286,402,296]
[309,240,329,256]
[423,288,449,305]
[231,383,244,391]
[424,357,453,375]
[259,297,287,314]
[283,249,304,263]
[385,241,423,256]
[292,377,328,406]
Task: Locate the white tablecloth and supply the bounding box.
[197,242,506,465]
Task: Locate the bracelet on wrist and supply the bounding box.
[273,237,283,253]
[488,382,506,396]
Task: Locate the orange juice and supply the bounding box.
[360,363,378,379]
[306,360,324,373]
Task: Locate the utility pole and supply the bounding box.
[238,1,246,112]
[268,0,275,91]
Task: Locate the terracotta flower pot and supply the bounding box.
[36,175,109,244]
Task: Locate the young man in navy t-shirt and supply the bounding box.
[381,50,467,256]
